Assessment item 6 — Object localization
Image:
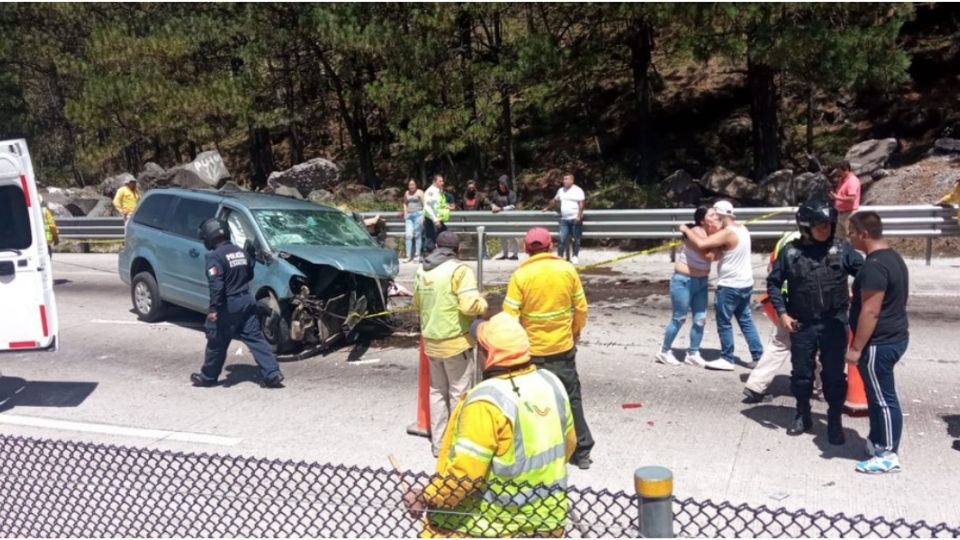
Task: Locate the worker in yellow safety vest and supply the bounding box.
[405,311,576,538]
[112,177,140,226]
[40,196,59,257]
[503,226,592,469]
[413,230,488,457]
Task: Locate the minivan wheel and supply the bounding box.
[256,294,295,354]
[131,271,166,322]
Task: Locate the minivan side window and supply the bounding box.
[133,193,175,230]
[167,198,219,239]
[0,185,32,250]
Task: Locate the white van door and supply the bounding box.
[0,138,59,352]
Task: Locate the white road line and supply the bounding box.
[91,318,202,328]
[0,413,241,446]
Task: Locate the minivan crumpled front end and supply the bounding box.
[273,244,399,353]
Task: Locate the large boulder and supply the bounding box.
[98,172,136,198]
[844,138,898,177]
[758,169,796,206]
[663,170,701,207]
[793,172,833,203]
[377,187,402,203]
[190,150,230,187]
[933,138,960,155]
[65,196,113,217]
[45,201,72,218]
[38,186,71,206]
[267,157,340,197]
[218,180,246,193]
[163,167,214,190]
[273,185,303,199]
[307,189,335,205]
[698,167,762,202]
[334,182,373,200]
[136,162,166,191]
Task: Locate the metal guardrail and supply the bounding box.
[57,206,959,265]
[57,205,959,241]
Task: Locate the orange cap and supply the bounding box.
[474,312,531,370]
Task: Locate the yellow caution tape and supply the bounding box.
[359,208,788,321]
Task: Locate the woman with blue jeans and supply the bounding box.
[402,178,425,262]
[657,207,721,366]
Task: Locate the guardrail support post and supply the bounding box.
[635,466,674,538]
[925,237,932,267]
[474,225,486,385]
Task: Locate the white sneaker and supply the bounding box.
[704,359,735,371]
[684,352,706,368]
[571,256,580,265]
[655,350,681,366]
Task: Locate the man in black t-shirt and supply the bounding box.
[846,212,909,474]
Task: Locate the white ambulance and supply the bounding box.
[0,138,59,352]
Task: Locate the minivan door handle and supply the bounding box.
[188,248,200,258]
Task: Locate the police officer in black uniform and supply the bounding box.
[191,218,284,388]
[767,197,863,444]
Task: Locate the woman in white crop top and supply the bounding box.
[656,206,722,367]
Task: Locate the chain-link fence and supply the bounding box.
[1,434,957,538]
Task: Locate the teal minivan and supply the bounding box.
[118,188,398,354]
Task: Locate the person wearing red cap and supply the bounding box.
[503,227,593,469]
[405,311,575,537]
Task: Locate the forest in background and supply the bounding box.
[1,3,958,200]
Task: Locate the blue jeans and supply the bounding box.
[661,273,709,354]
[858,340,908,454]
[404,211,423,258]
[716,286,764,363]
[558,219,582,258]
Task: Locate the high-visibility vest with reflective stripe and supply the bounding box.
[431,369,571,536]
[772,231,801,294]
[438,192,451,222]
[43,208,57,243]
[415,259,472,341]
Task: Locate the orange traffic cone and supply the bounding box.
[844,331,869,416]
[406,336,431,438]
[758,293,779,325]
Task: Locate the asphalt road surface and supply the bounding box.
[2,250,959,527]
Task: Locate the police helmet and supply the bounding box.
[795,197,837,243]
[198,218,230,250]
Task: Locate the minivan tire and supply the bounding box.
[131,271,166,322]
[256,293,295,355]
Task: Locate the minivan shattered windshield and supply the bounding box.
[253,209,375,248]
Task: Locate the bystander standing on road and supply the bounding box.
[680,200,763,371]
[423,175,450,253]
[503,227,593,469]
[40,196,59,258]
[656,206,721,367]
[413,231,488,457]
[545,173,585,265]
[846,211,910,474]
[829,161,861,238]
[490,175,519,260]
[401,178,425,263]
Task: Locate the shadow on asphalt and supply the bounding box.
[220,364,263,388]
[0,376,98,413]
[740,404,867,461]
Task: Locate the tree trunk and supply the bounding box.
[805,82,815,154]
[250,126,274,190]
[458,9,481,180]
[493,11,515,185]
[628,17,656,184]
[747,59,781,179]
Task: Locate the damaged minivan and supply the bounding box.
[118,188,399,355]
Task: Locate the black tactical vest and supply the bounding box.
[783,239,848,320]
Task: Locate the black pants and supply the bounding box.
[423,219,446,254]
[201,297,281,382]
[531,347,594,461]
[790,317,847,414]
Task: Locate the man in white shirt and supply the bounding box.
[546,173,585,265]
